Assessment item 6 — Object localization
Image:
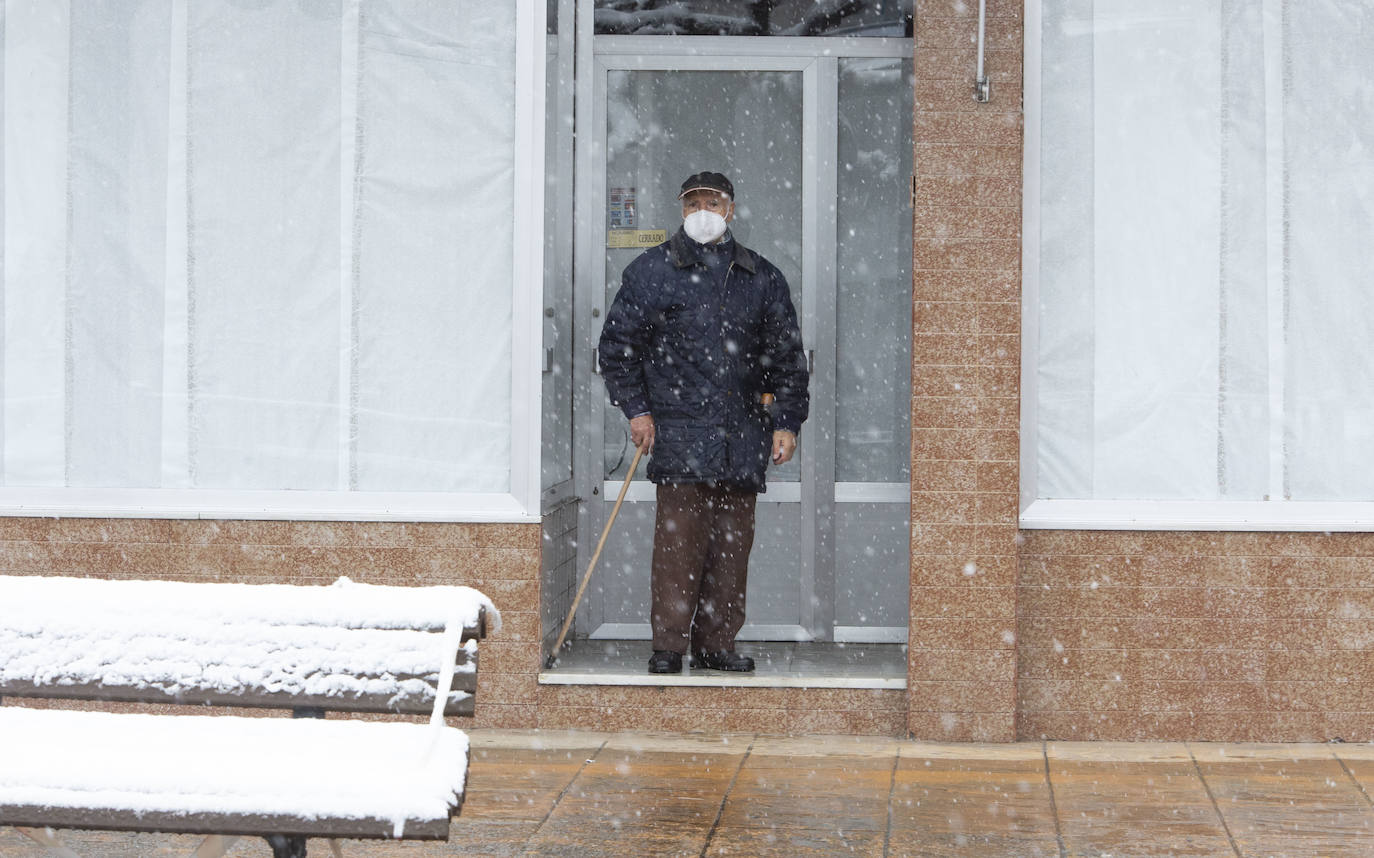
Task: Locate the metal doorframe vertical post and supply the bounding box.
[539,0,579,512]
[571,0,607,638]
[801,57,839,642]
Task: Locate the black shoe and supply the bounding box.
[693,650,755,672]
[648,650,683,674]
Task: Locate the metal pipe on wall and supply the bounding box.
[975,0,991,102]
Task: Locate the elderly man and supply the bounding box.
[598,170,810,674]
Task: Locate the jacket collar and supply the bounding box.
[668,227,758,275]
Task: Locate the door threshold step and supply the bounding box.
[539,640,907,689]
[539,671,904,689]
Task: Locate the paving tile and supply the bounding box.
[716,791,889,832]
[460,786,569,821]
[895,755,1049,777]
[376,821,541,856]
[901,741,1045,762]
[1335,755,1374,798]
[1189,742,1341,762]
[734,765,894,796]
[751,734,904,760]
[586,748,744,773]
[461,747,588,821]
[889,753,1057,847]
[571,758,738,796]
[466,753,587,788]
[550,793,723,826]
[1230,835,1374,857]
[1049,740,1194,762]
[1050,760,1233,856]
[890,756,1057,838]
[1197,757,1374,846]
[704,826,886,856]
[1064,836,1225,858]
[1334,744,1374,762]
[745,750,897,772]
[523,818,711,857]
[887,831,1061,857]
[1223,803,1374,842]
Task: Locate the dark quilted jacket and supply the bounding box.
[598,228,809,492]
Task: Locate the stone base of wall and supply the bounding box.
[0,518,543,730]
[1017,531,1374,743]
[5,519,1373,740]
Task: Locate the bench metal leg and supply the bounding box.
[264,834,308,858]
[190,835,239,858]
[15,827,81,858]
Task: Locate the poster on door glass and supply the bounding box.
[608,187,637,229]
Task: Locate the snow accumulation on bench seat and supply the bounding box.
[0,574,501,632]
[0,575,499,707]
[0,707,468,838]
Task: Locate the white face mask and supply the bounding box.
[683,209,728,244]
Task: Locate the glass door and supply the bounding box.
[832,56,913,643]
[586,57,812,640]
[572,39,911,644]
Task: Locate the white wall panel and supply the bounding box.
[3,0,68,486]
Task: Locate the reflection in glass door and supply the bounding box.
[834,57,913,641]
[575,41,911,644]
[592,64,810,640]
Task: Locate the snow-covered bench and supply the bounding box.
[0,574,499,858]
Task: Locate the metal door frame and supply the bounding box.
[571,5,912,641]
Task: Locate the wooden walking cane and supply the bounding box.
[545,444,645,669]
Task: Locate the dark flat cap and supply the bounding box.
[678,171,734,199]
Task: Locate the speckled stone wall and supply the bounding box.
[0,518,543,730]
[907,0,1023,742]
[1018,532,1374,742]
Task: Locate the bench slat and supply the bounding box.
[0,707,469,840]
[0,674,476,716]
[0,576,499,638]
[0,804,452,841]
[2,592,488,716]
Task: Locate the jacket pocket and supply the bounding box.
[730,414,773,483]
[651,423,722,480]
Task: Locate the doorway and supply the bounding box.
[570,17,913,646]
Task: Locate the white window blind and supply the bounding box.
[1024,0,1374,529]
[0,0,542,520]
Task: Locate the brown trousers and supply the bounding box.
[651,482,757,654]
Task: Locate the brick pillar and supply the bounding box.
[907,0,1023,742]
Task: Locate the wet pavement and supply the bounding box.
[5,731,1374,856]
